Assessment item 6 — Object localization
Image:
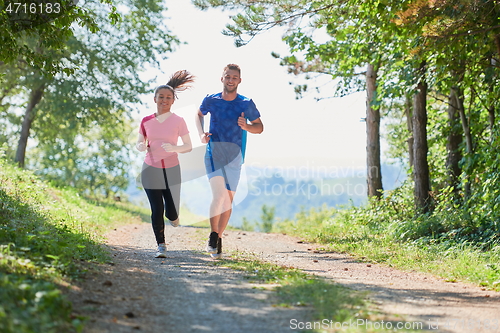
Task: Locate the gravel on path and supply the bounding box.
[67,223,500,333]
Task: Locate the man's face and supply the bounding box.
[221,69,241,93]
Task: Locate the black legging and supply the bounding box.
[141,163,181,244]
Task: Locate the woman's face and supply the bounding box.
[154,88,175,112]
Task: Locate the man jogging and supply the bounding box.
[196,64,264,258]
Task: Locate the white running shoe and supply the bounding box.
[206,242,217,254]
[155,243,167,258]
[169,218,179,227]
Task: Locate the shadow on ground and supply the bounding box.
[69,242,311,333]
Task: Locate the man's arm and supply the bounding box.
[238,113,264,134]
[196,109,211,143]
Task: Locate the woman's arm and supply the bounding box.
[136,133,147,151]
[162,133,192,153]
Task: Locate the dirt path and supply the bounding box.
[68,223,500,333]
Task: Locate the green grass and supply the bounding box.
[212,251,420,332]
[272,205,500,291]
[0,157,149,333]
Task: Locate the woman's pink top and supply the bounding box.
[139,113,189,168]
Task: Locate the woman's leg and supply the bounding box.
[141,163,167,245]
[144,188,165,244]
[163,165,181,222]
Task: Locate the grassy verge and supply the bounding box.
[272,205,500,291]
[0,157,148,333]
[212,251,420,332]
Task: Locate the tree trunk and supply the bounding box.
[446,88,463,199]
[412,62,431,213]
[365,63,383,198]
[15,83,45,168]
[452,86,472,198]
[405,94,414,169]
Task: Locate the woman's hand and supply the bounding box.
[161,143,177,153]
[136,142,147,152]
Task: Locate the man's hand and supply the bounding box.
[238,112,263,133]
[201,132,212,144]
[238,112,248,130]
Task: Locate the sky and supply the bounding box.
[133,0,371,171]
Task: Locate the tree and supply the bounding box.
[411,62,431,213]
[0,0,118,75]
[393,0,500,210]
[445,85,463,200]
[365,63,383,198]
[2,0,179,194]
[11,0,179,165]
[32,118,134,197]
[258,204,275,233]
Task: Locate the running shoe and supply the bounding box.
[169,218,179,227]
[155,243,167,258]
[206,231,218,254]
[211,237,222,259]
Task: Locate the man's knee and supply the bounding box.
[211,192,228,206]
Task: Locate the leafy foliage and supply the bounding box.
[32,117,135,197]
[258,204,275,232]
[0,154,147,332]
[273,184,500,290]
[0,0,119,75]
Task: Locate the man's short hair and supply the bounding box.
[223,64,241,75]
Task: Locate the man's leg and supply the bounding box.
[206,176,225,253]
[207,176,234,255]
[205,149,241,256]
[209,176,235,233]
[215,188,235,257]
[216,189,235,236]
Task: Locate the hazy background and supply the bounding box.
[126,0,406,226]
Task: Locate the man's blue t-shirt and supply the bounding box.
[200,93,261,163]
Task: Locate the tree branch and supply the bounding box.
[228,3,337,45]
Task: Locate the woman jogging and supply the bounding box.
[136,70,194,258]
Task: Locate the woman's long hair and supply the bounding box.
[155,70,195,98]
